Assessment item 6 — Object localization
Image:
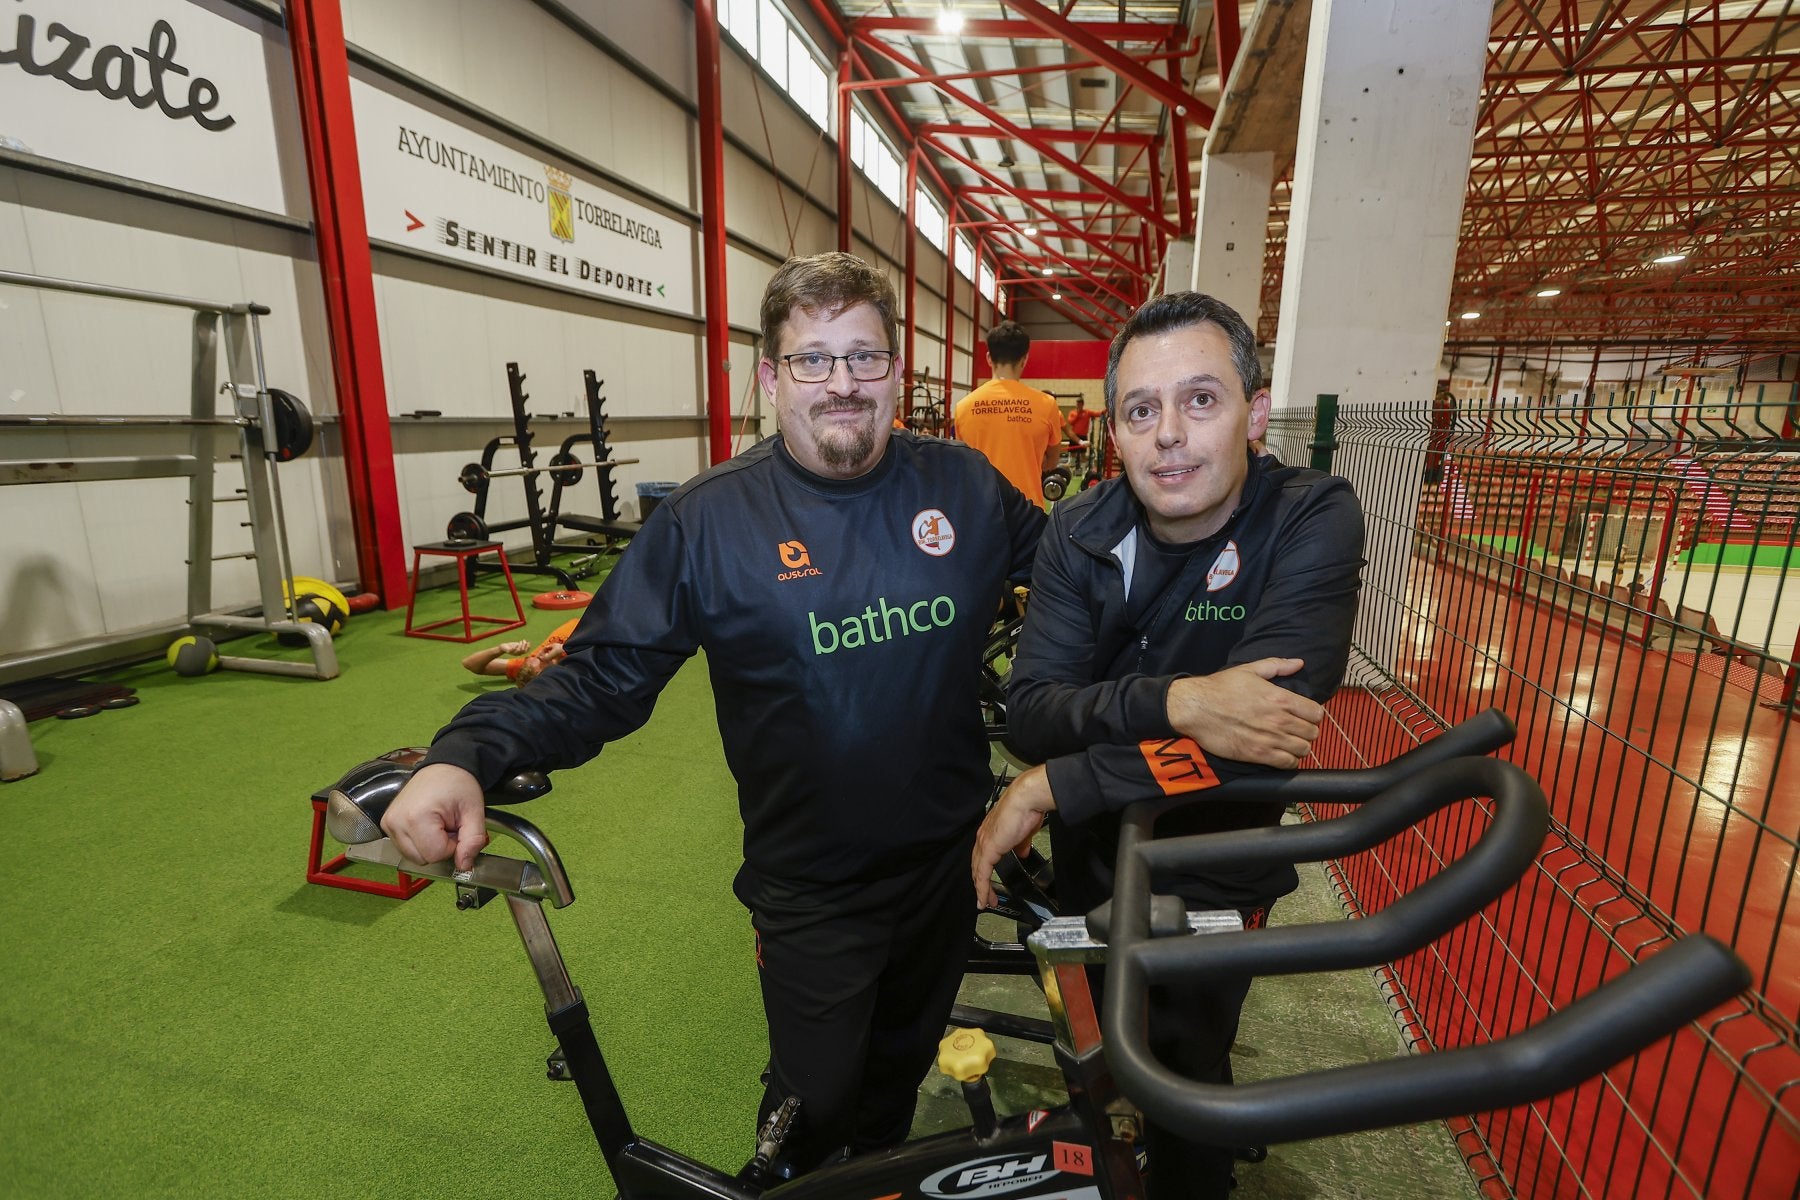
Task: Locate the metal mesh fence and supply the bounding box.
[1265,385,1799,1198]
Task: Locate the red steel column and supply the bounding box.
[694,0,732,463]
[903,147,919,409]
[1166,36,1193,234]
[971,241,986,365]
[283,0,409,606]
[837,53,854,253]
[944,217,958,400]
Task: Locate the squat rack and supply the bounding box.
[0,269,339,687]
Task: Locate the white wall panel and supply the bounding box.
[456,2,554,138]
[544,25,618,172]
[557,0,694,93]
[374,273,500,418]
[608,67,693,209]
[0,482,106,655]
[727,243,776,342]
[340,0,467,97]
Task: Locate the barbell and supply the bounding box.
[458,454,643,493]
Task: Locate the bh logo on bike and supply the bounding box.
[920,1152,1058,1198]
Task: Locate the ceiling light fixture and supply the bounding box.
[1653,252,1687,264]
[937,6,965,35]
[1052,291,1062,300]
[1536,287,1562,297]
[1023,225,1038,236]
[1460,311,1481,320]
[1041,267,1054,276]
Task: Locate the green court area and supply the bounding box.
[1678,540,1800,568]
[1456,534,1551,558]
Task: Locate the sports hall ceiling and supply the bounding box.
[807,1,1800,357]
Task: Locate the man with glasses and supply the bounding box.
[970,291,1364,1200]
[382,252,1046,1174]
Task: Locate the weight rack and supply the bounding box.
[0,270,339,688]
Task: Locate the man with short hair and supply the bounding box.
[953,320,1065,504]
[971,291,1365,1200]
[383,252,1047,1173]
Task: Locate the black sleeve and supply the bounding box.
[419,504,699,790]
[997,468,1049,582]
[1005,501,1179,765]
[1043,480,1366,826]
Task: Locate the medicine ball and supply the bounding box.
[167,635,220,677]
[278,590,348,646]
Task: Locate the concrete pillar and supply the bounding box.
[1161,238,1194,296]
[1269,0,1487,675]
[1192,150,1273,325]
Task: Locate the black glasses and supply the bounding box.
[779,350,896,384]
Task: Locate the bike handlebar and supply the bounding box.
[1099,750,1751,1144]
[1143,707,1519,813]
[318,709,1750,1147]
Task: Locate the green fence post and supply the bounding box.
[1310,393,1339,473]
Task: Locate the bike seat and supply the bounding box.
[319,748,551,845]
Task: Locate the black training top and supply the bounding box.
[1007,452,1365,908]
[422,432,1046,894]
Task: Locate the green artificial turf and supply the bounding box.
[3,570,764,1197]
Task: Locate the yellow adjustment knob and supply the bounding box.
[936,1028,997,1083]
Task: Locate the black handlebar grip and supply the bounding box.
[1102,758,1548,987]
[1156,708,1519,811]
[1107,935,1748,1146]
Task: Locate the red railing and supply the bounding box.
[1267,388,1799,1198]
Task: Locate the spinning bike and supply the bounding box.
[324,711,1748,1200]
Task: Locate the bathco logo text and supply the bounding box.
[1185,600,1246,622]
[809,595,956,655]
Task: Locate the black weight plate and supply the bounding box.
[446,511,488,542]
[267,388,315,461]
[547,451,584,488]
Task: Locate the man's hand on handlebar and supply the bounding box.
[972,765,1057,909]
[381,762,490,871]
[1166,659,1323,770]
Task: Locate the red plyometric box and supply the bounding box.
[404,539,527,643]
[306,796,430,900]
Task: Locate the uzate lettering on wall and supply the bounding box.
[0,9,234,131]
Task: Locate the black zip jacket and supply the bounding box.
[1008,452,1364,908]
[422,432,1046,893]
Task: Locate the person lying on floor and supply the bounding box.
[459,617,579,685]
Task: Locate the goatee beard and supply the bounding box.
[817,422,878,470]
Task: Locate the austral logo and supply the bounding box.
[808,595,956,655]
[913,508,956,556]
[777,540,820,581]
[921,1153,1058,1199]
[1,11,235,131]
[1206,540,1240,591]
